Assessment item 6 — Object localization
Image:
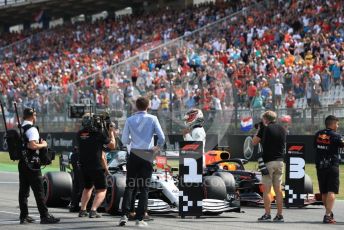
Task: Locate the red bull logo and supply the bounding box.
[317,134,330,144]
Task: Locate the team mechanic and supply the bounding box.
[77,114,116,218]
[253,110,286,223]
[19,108,60,224]
[314,115,344,224]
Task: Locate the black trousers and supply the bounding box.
[121,152,153,220]
[18,160,48,219]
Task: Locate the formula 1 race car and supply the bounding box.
[204,149,322,207]
[42,150,240,215]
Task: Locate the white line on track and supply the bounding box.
[0,171,18,174]
[0,182,19,184]
[0,220,20,224]
[0,210,39,218]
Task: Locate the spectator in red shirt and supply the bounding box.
[285,91,296,116]
[247,81,257,104]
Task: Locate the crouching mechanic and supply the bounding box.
[182,109,206,168]
[314,115,344,224]
[77,114,116,218]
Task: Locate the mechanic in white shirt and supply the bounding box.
[182,109,206,168]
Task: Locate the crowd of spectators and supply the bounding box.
[0,0,243,115]
[0,0,344,122]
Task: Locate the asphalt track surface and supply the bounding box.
[0,171,343,230]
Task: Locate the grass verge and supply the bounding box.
[0,152,60,173]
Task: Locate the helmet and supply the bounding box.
[184,109,204,128]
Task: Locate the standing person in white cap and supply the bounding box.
[274,79,283,108]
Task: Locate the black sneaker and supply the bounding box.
[89,210,101,218]
[323,215,336,224]
[20,216,35,224]
[258,213,271,222]
[78,210,88,217]
[40,214,60,224]
[273,214,284,222]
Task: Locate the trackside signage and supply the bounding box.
[285,143,305,207]
[179,141,203,217]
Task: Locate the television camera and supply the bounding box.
[69,104,120,133]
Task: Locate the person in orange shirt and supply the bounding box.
[174,85,185,99]
[284,33,292,43]
[131,67,139,86]
[285,53,295,67]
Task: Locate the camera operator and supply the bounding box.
[119,97,165,227]
[252,110,286,222]
[314,115,344,224]
[77,114,116,218]
[19,108,60,224]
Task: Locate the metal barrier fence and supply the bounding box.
[0,0,26,7]
[1,106,344,135]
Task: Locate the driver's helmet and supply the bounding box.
[184,109,204,128]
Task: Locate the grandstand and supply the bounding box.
[0,0,343,135]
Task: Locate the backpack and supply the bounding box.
[6,124,33,161]
[6,129,23,161]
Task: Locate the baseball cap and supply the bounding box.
[23,107,36,118]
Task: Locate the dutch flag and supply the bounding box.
[240,117,253,132]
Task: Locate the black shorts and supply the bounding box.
[317,167,340,194]
[82,168,106,190]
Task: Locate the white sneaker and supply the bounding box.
[135,220,148,227]
[119,215,128,226]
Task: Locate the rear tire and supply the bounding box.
[213,172,236,194]
[104,173,126,214]
[203,176,227,216]
[43,172,72,207]
[203,176,227,200]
